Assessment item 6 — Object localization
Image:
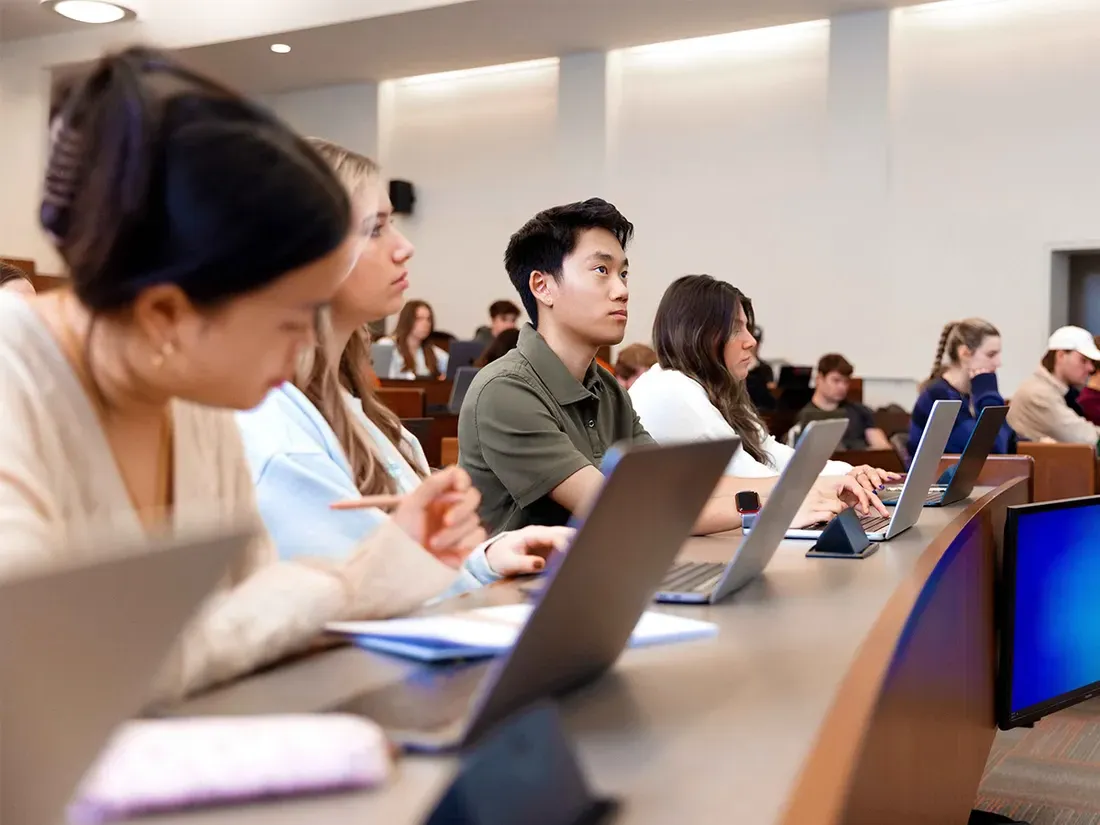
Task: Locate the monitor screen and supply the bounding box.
[999,496,1100,729]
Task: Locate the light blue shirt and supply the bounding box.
[236,383,497,595]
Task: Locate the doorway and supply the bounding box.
[1050,249,1100,333]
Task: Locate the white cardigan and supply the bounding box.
[629,364,852,478]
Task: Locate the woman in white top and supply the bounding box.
[385,299,449,379]
[0,47,481,706]
[237,139,567,580]
[630,274,898,495]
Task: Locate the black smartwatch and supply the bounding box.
[736,491,762,529]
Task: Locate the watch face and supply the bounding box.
[735,491,761,513]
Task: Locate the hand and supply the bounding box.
[968,367,995,380]
[330,466,486,568]
[846,465,903,495]
[484,526,575,577]
[790,485,849,529]
[816,474,890,518]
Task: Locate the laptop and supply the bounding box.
[448,366,479,414]
[0,528,248,825]
[878,405,1009,508]
[657,419,846,603]
[785,399,962,542]
[370,338,395,379]
[331,438,737,752]
[446,340,486,381]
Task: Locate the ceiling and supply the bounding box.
[0,0,101,40]
[177,0,928,93]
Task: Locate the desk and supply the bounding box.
[144,480,1025,825]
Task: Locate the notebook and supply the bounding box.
[328,604,716,663]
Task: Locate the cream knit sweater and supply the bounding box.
[0,295,459,705]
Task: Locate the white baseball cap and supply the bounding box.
[1047,326,1100,361]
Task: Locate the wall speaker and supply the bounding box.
[389,180,416,215]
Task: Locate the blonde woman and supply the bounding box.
[0,47,476,706]
[236,140,567,584]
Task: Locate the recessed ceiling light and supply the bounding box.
[40,0,136,24]
[270,43,292,54]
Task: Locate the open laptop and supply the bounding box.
[370,338,396,379]
[332,438,738,752]
[446,340,486,380]
[878,405,1009,508]
[0,528,248,825]
[785,399,962,542]
[657,419,846,603]
[448,366,479,414]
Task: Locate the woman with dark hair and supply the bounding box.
[0,261,34,297]
[386,299,448,379]
[474,327,520,368]
[630,275,897,499]
[0,47,476,705]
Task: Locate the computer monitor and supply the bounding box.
[998,495,1100,730]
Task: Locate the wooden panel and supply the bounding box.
[938,454,1035,503]
[834,448,904,473]
[782,478,1028,825]
[0,257,35,276]
[1017,442,1095,502]
[846,378,863,404]
[380,378,451,409]
[441,437,458,468]
[375,387,425,420]
[873,409,911,437]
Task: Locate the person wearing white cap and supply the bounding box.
[1007,326,1100,446]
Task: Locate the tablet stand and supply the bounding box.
[424,702,618,825]
[806,508,878,560]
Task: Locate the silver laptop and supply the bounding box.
[448,366,479,414]
[332,438,737,752]
[785,399,962,542]
[878,405,1009,508]
[0,528,248,825]
[658,419,847,603]
[370,337,395,378]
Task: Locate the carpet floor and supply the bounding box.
[975,698,1100,824]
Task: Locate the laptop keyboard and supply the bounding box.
[659,561,726,593]
[858,513,891,533]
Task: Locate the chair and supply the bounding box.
[936,454,1035,503]
[1017,442,1096,502]
[376,387,425,419]
[441,437,459,468]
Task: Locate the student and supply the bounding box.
[795,354,891,452]
[1008,326,1100,446]
[458,199,880,535]
[630,275,897,493]
[474,327,520,368]
[386,299,448,379]
[613,343,657,390]
[1076,336,1100,425]
[0,47,481,706]
[909,319,1014,455]
[0,261,34,297]
[237,140,564,582]
[745,325,776,412]
[474,299,521,345]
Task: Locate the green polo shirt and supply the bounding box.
[458,324,654,533]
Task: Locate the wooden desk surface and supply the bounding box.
[140,482,1024,825]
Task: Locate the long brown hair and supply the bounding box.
[393,299,440,378]
[924,318,1000,389]
[0,261,30,289]
[299,137,425,495]
[652,274,770,466]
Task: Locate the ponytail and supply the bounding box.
[926,322,956,387]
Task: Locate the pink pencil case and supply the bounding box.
[69,714,393,824]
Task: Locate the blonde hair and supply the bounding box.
[299,137,425,494]
[925,318,1000,388]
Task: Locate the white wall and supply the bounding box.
[377,60,561,337]
[262,83,380,157]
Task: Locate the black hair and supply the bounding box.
[488,299,520,320]
[42,46,350,313]
[503,198,634,327]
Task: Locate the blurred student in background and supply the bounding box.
[0,47,482,705]
[0,261,34,297]
[796,354,891,452]
[745,324,775,412]
[385,299,448,379]
[1075,336,1100,425]
[613,342,657,390]
[909,319,1014,455]
[237,140,565,584]
[631,275,896,498]
[474,327,520,368]
[1009,326,1100,446]
[474,299,521,345]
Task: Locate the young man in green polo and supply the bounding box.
[457,198,876,535]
